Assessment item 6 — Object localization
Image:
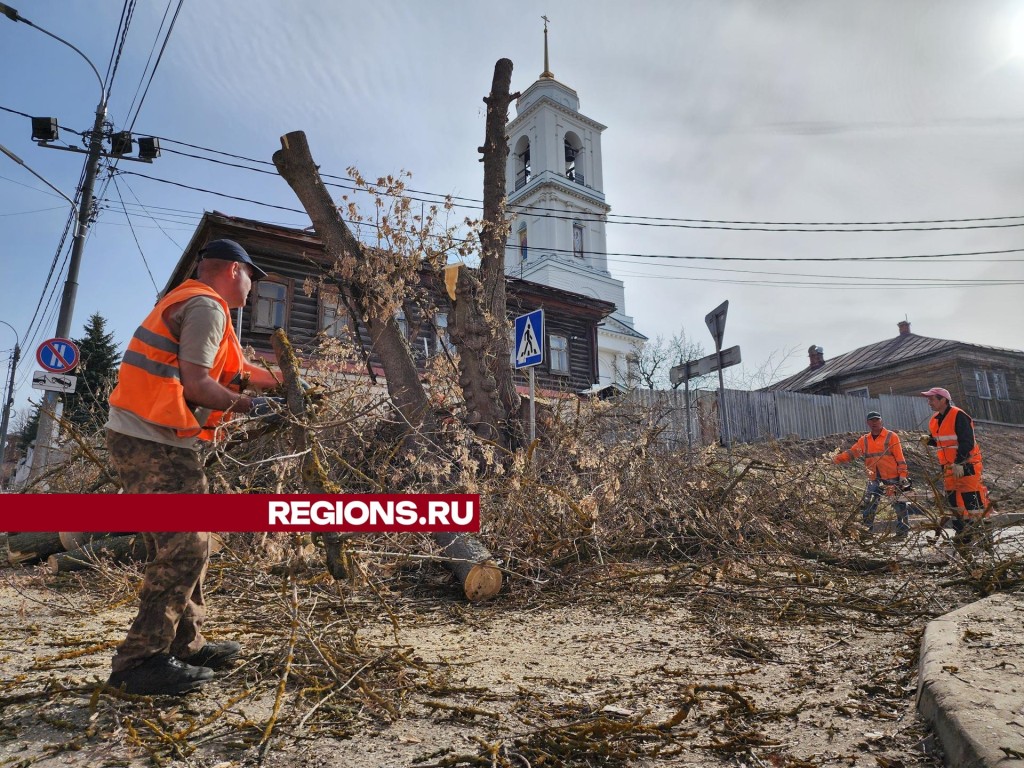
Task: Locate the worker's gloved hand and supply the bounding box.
[950,462,965,479]
[900,478,912,491]
[919,434,932,447]
[249,396,287,422]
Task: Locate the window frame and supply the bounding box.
[435,311,454,354]
[974,369,992,400]
[990,370,1009,400]
[572,223,584,259]
[845,386,869,398]
[317,286,349,339]
[549,333,570,375]
[251,275,291,332]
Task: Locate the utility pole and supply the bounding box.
[1,4,159,479]
[30,100,106,477]
[0,320,21,490]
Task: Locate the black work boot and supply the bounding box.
[180,641,241,670]
[107,654,214,695]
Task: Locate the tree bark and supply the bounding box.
[7,532,64,565]
[433,532,503,602]
[47,534,149,574]
[448,58,522,452]
[272,131,433,443]
[271,329,350,580]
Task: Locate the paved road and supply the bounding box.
[917,590,1024,767]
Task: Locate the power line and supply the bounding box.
[117,128,1024,231]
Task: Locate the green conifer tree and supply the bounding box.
[65,312,120,434]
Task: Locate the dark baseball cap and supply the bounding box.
[866,411,882,421]
[199,239,268,280]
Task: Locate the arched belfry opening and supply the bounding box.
[514,135,531,190]
[564,132,583,185]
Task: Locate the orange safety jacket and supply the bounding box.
[833,428,908,481]
[109,280,245,441]
[929,406,986,506]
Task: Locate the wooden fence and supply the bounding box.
[626,388,934,449]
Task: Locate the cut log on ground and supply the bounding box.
[47,534,149,574]
[433,532,502,602]
[7,532,65,565]
[58,532,121,551]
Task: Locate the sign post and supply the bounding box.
[670,345,742,459]
[514,309,544,445]
[704,301,733,467]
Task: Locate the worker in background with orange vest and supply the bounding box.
[919,387,990,537]
[833,411,913,535]
[104,239,284,696]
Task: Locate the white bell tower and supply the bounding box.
[505,19,644,385]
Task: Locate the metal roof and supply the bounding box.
[768,332,1024,391]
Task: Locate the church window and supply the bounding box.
[572,224,584,258]
[564,134,584,185]
[519,225,528,261]
[515,136,532,190]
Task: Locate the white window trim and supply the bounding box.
[845,386,869,398]
[252,277,290,331]
[549,334,569,374]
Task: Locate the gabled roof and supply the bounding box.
[768,332,1024,392]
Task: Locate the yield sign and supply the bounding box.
[705,300,728,351]
[514,309,544,369]
[36,337,80,373]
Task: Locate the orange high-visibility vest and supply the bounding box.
[109,280,244,440]
[929,406,982,470]
[833,428,908,481]
[929,405,986,501]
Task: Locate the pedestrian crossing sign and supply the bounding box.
[514,309,544,369]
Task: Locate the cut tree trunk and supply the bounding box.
[433,532,502,602]
[47,534,149,574]
[271,329,349,579]
[447,58,522,452]
[59,532,120,551]
[272,131,434,446]
[7,532,64,565]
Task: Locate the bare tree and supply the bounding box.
[626,328,711,391]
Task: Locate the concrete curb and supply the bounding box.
[916,592,1024,767]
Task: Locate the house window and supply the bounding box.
[318,288,348,338]
[549,334,569,374]
[974,370,992,399]
[845,387,869,398]
[435,312,454,353]
[252,278,288,330]
[519,225,528,262]
[991,371,1009,400]
[572,224,584,259]
[396,309,408,339]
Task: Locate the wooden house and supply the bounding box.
[164,213,615,394]
[768,321,1024,425]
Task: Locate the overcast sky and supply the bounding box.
[2,0,1023,418]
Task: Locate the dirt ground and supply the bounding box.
[1,424,1020,768]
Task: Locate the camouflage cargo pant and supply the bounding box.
[106,430,211,673]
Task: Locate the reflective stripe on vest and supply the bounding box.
[929,406,982,468]
[109,280,244,440]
